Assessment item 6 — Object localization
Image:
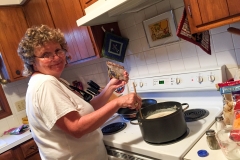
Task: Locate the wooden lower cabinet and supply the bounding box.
[0,150,14,160]
[0,139,41,160]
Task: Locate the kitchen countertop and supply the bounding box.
[184,123,228,160]
[0,124,229,159]
[0,130,32,154]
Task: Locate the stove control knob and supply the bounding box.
[176,78,180,84]
[208,75,215,82]
[140,82,144,87]
[198,76,203,83]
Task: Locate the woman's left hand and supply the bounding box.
[108,71,129,91]
[90,71,129,109]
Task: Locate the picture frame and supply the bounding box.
[143,10,179,48]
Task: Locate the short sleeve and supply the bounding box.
[35,79,77,130]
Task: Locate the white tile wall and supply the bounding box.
[1,0,240,134]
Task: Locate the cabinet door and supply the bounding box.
[20,139,39,158]
[198,0,229,24]
[184,0,240,33]
[0,150,14,160]
[0,7,28,81]
[47,0,96,63]
[90,22,121,55]
[187,0,229,26]
[25,153,41,160]
[227,0,240,16]
[80,0,98,9]
[0,83,12,119]
[23,0,55,28]
[11,139,41,160]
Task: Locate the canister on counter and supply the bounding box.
[215,116,226,132]
[206,129,220,150]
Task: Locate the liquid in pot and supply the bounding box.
[145,105,177,119]
[146,110,175,119]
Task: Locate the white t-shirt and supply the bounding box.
[26,74,107,160]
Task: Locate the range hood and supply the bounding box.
[76,0,163,26]
[0,0,26,5]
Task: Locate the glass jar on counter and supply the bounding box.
[206,129,220,150]
[216,126,240,160]
[215,116,226,132]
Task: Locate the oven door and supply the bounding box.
[106,146,155,160]
[108,155,123,160]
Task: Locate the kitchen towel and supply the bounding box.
[176,8,211,55]
[102,31,129,62]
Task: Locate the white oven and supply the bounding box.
[102,66,226,160]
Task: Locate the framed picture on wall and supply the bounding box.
[143,10,179,48]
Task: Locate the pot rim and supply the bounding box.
[137,102,189,121]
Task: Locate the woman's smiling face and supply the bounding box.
[33,41,66,78]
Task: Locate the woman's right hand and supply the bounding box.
[116,93,142,110]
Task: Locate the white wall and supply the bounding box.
[0,0,240,134]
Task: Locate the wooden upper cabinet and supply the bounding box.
[227,0,240,16]
[196,0,229,24]
[0,7,28,81]
[23,0,97,63]
[47,0,96,63]
[23,0,54,28]
[184,0,240,34]
[80,0,98,9]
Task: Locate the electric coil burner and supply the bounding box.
[184,109,209,122]
[102,122,126,135]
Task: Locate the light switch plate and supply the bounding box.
[15,99,25,112]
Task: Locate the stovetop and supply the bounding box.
[102,105,222,160]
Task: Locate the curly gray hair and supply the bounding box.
[17,25,68,77]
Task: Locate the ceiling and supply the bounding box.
[0,0,26,6]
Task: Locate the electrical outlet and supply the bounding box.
[15,99,26,112]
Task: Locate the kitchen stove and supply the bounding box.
[102,66,227,160]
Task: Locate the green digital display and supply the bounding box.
[159,80,164,84]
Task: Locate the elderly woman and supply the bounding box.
[17,25,141,160]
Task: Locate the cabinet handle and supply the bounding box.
[66,55,71,61]
[16,70,21,75]
[29,145,37,150]
[85,0,93,4]
[187,5,192,18]
[65,55,71,65]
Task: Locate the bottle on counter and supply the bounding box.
[206,129,220,150]
[215,116,226,132]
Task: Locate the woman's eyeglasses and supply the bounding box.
[34,49,67,61]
